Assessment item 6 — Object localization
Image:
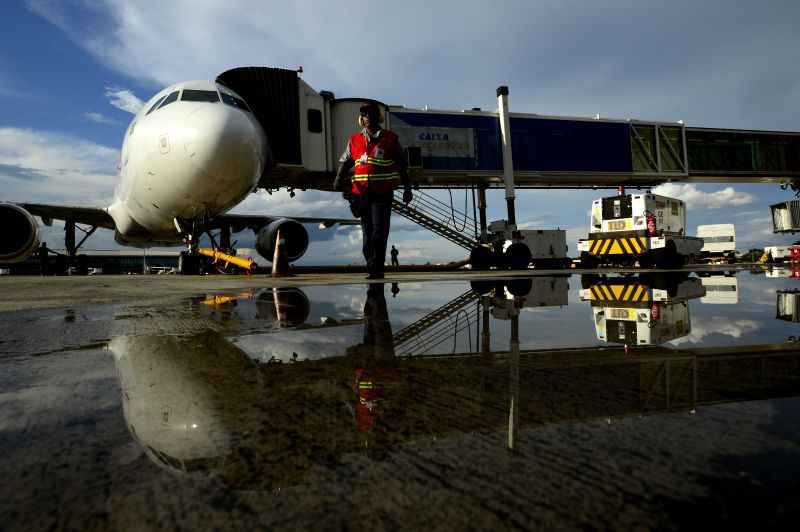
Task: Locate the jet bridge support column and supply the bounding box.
[497,86,516,227]
[478,185,488,242]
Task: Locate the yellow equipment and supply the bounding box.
[758,251,769,264]
[197,247,255,273]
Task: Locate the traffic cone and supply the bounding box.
[271,229,290,277]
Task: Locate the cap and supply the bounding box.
[359,103,380,116]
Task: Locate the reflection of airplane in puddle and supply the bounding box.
[580,274,705,346]
[192,287,362,331]
[109,281,800,489]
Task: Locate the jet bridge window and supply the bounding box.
[158,91,180,110]
[220,92,251,112]
[181,89,220,103]
[307,109,322,133]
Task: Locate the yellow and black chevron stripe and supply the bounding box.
[587,283,651,302]
[588,236,648,255]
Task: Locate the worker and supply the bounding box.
[334,103,412,279]
[390,245,399,268]
[38,242,48,276]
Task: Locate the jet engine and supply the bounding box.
[0,203,40,263]
[255,219,309,262]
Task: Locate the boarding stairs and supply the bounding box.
[394,289,481,357]
[392,190,479,251]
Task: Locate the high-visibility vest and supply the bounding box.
[349,130,402,196]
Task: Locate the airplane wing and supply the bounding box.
[17,203,116,229]
[212,213,360,233]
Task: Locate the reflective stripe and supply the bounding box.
[353,173,400,181]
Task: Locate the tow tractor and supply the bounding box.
[577,189,703,268]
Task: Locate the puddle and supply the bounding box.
[3,269,800,529]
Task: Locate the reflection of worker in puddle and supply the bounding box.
[348,283,396,440]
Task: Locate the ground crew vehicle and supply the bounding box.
[579,273,705,346]
[577,192,704,268]
[762,245,799,263]
[697,224,736,263]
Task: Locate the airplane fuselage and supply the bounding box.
[107,80,268,245]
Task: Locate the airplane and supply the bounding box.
[0,79,357,274]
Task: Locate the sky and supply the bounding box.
[1,0,799,264]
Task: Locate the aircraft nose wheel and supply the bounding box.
[178,251,201,275]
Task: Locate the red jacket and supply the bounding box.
[348,130,403,196]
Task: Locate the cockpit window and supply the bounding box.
[146,95,167,115]
[158,91,180,110]
[182,89,220,103]
[220,92,251,112]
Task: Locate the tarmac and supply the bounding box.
[0,264,756,313]
[2,263,799,530]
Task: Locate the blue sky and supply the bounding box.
[1,1,799,264]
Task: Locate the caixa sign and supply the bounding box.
[417,132,451,141]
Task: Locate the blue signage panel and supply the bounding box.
[391,110,633,173]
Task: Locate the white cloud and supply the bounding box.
[25,1,800,130]
[651,183,754,210]
[82,111,121,125]
[0,127,118,205]
[671,317,759,346]
[104,86,143,114]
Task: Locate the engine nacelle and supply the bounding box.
[255,218,309,263]
[0,203,40,263]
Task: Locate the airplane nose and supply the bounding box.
[184,105,266,192]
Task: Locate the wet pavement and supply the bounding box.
[2,268,800,530]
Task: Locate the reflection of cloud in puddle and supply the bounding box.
[670,317,759,346]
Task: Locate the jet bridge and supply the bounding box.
[217,66,800,267]
[217,66,800,191]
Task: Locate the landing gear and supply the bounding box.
[178,251,201,275]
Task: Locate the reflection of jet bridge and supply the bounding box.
[393,289,481,356]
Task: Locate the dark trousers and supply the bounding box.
[391,256,399,267]
[359,198,392,275]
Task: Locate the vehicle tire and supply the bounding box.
[504,242,532,270]
[580,252,599,269]
[638,253,655,269]
[469,246,493,271]
[656,241,681,269]
[507,278,533,297]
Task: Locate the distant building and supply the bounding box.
[5,249,180,275]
